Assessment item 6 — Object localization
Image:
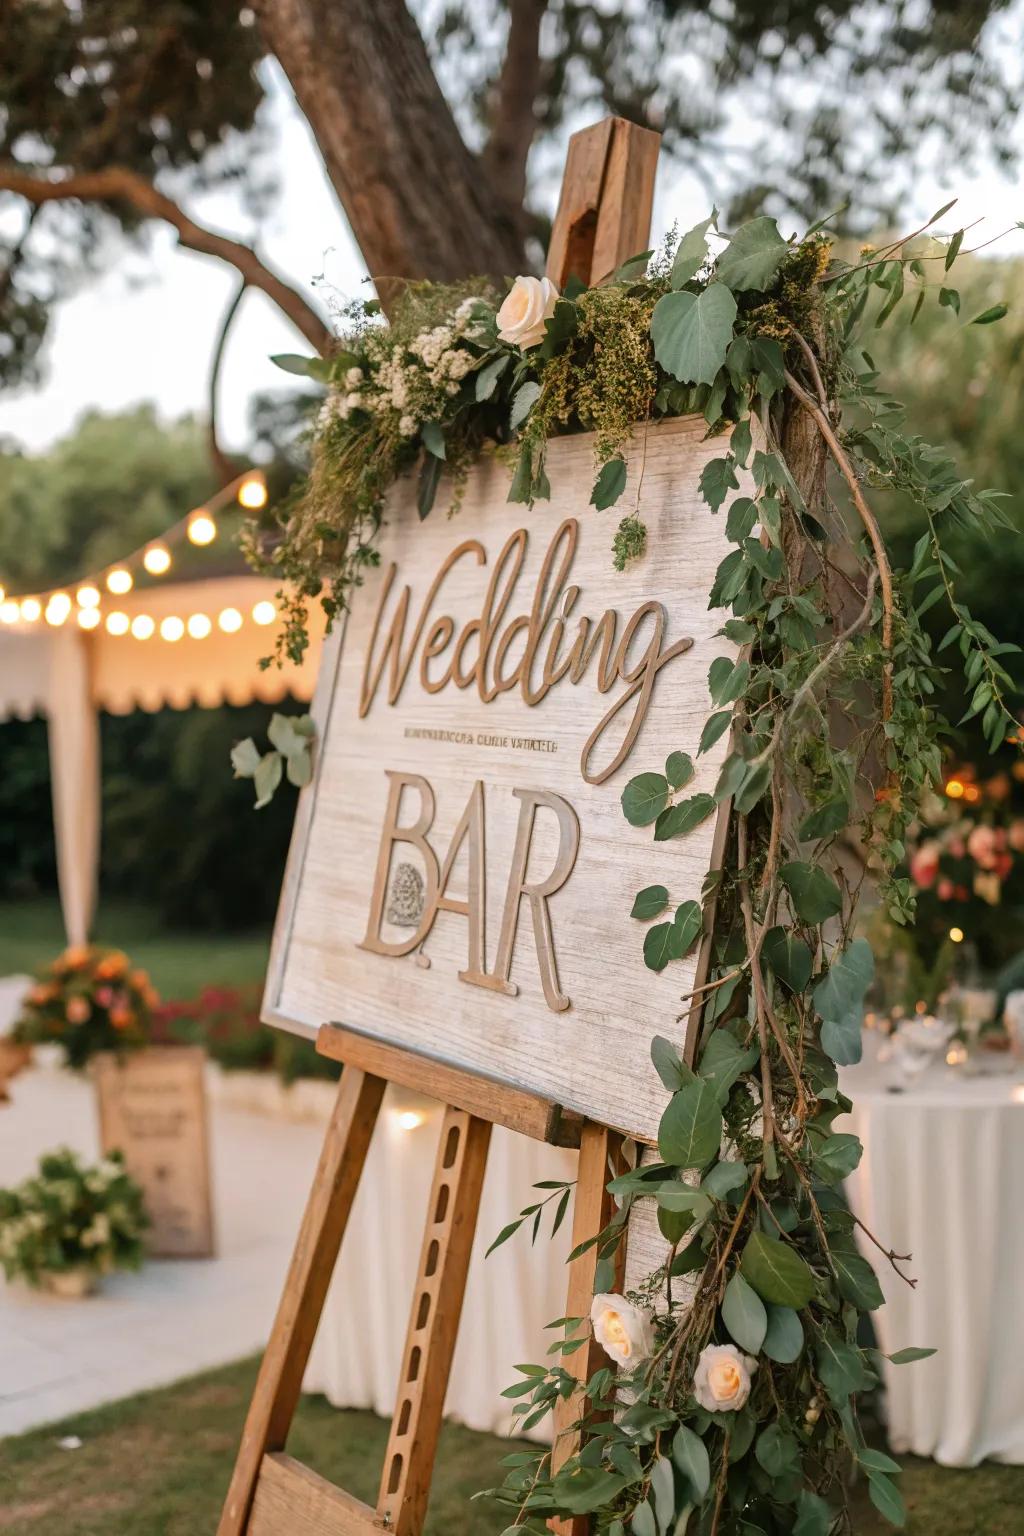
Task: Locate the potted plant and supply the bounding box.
[0,1147,148,1296]
[14,944,160,1070]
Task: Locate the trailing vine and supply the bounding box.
[253,205,1020,1535]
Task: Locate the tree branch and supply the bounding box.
[483,0,547,226]
[0,164,332,356]
[208,278,247,483]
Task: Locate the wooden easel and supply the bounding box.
[217,115,662,1536]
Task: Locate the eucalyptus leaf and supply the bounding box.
[591,457,628,510]
[622,772,670,827]
[780,861,843,924]
[420,420,446,459]
[644,921,685,973]
[654,794,716,841]
[717,217,788,291]
[510,381,541,430]
[253,751,283,809]
[741,1231,815,1308]
[762,1304,804,1364]
[230,738,261,779]
[761,928,812,993]
[671,214,716,288]
[474,353,509,401]
[722,1271,767,1353]
[666,751,694,789]
[651,1034,695,1092]
[672,1423,711,1499]
[814,939,874,1065]
[632,885,670,920]
[658,1080,723,1170]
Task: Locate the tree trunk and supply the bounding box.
[254,0,527,297]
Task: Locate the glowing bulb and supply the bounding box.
[945,779,965,799]
[107,568,133,595]
[187,512,217,546]
[0,584,5,603]
[106,611,130,636]
[20,598,42,623]
[237,471,268,510]
[949,926,964,944]
[187,613,212,639]
[45,592,72,626]
[77,608,101,630]
[396,1110,424,1131]
[218,606,243,634]
[77,585,101,608]
[0,600,19,624]
[160,616,185,642]
[963,784,981,803]
[130,614,155,640]
[143,544,172,576]
[252,600,276,626]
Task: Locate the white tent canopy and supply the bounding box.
[0,575,322,944]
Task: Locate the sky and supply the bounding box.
[3,49,1024,459]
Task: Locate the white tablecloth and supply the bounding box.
[303,1086,577,1440]
[841,1053,1024,1465]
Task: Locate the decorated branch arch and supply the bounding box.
[222,119,1018,1536]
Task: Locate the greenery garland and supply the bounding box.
[255,206,1020,1535]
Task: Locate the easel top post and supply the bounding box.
[545,116,661,290]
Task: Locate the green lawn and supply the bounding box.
[0,899,270,1001]
[0,1357,1019,1535]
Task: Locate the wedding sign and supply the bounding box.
[266,415,743,1143]
[95,1046,215,1257]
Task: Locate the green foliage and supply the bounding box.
[269,204,1020,1536]
[0,1148,148,1287]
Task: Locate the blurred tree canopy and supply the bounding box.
[1,0,1021,406]
[865,255,1024,758]
[0,405,217,589]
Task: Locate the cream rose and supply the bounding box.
[590,1293,654,1366]
[496,275,559,349]
[693,1343,756,1413]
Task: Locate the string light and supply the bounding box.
[945,778,965,799]
[0,584,5,603]
[395,1110,424,1131]
[949,927,964,943]
[963,784,981,803]
[218,606,243,634]
[0,601,19,624]
[187,511,217,546]
[20,598,42,623]
[44,593,72,626]
[251,600,276,626]
[106,612,130,636]
[107,568,133,595]
[160,616,185,642]
[77,585,101,609]
[130,615,155,640]
[77,608,101,631]
[187,613,212,639]
[237,471,268,511]
[143,544,172,576]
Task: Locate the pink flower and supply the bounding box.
[95,985,114,1007]
[967,825,999,870]
[909,840,941,889]
[66,996,91,1025]
[1009,821,1024,853]
[937,878,955,901]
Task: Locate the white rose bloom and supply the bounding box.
[344,366,363,388]
[496,275,559,349]
[590,1293,655,1366]
[693,1343,757,1413]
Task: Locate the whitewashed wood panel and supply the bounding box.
[266,415,743,1145]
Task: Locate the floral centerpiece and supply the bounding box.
[0,1147,148,1297]
[15,945,159,1069]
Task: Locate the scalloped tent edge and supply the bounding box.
[0,575,323,945]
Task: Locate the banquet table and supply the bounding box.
[840,1050,1024,1466]
[303,1085,578,1440]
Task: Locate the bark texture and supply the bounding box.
[253,0,529,296]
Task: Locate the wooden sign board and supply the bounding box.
[266,415,745,1145]
[95,1045,215,1258]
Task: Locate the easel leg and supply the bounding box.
[548,1123,625,1536]
[218,1067,386,1536]
[376,1105,492,1536]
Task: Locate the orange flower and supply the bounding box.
[60,944,93,971]
[129,968,150,991]
[94,951,129,981]
[27,982,57,1006]
[66,996,91,1025]
[142,985,161,1010]
[109,1006,136,1031]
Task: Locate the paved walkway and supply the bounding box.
[0,1064,323,1438]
